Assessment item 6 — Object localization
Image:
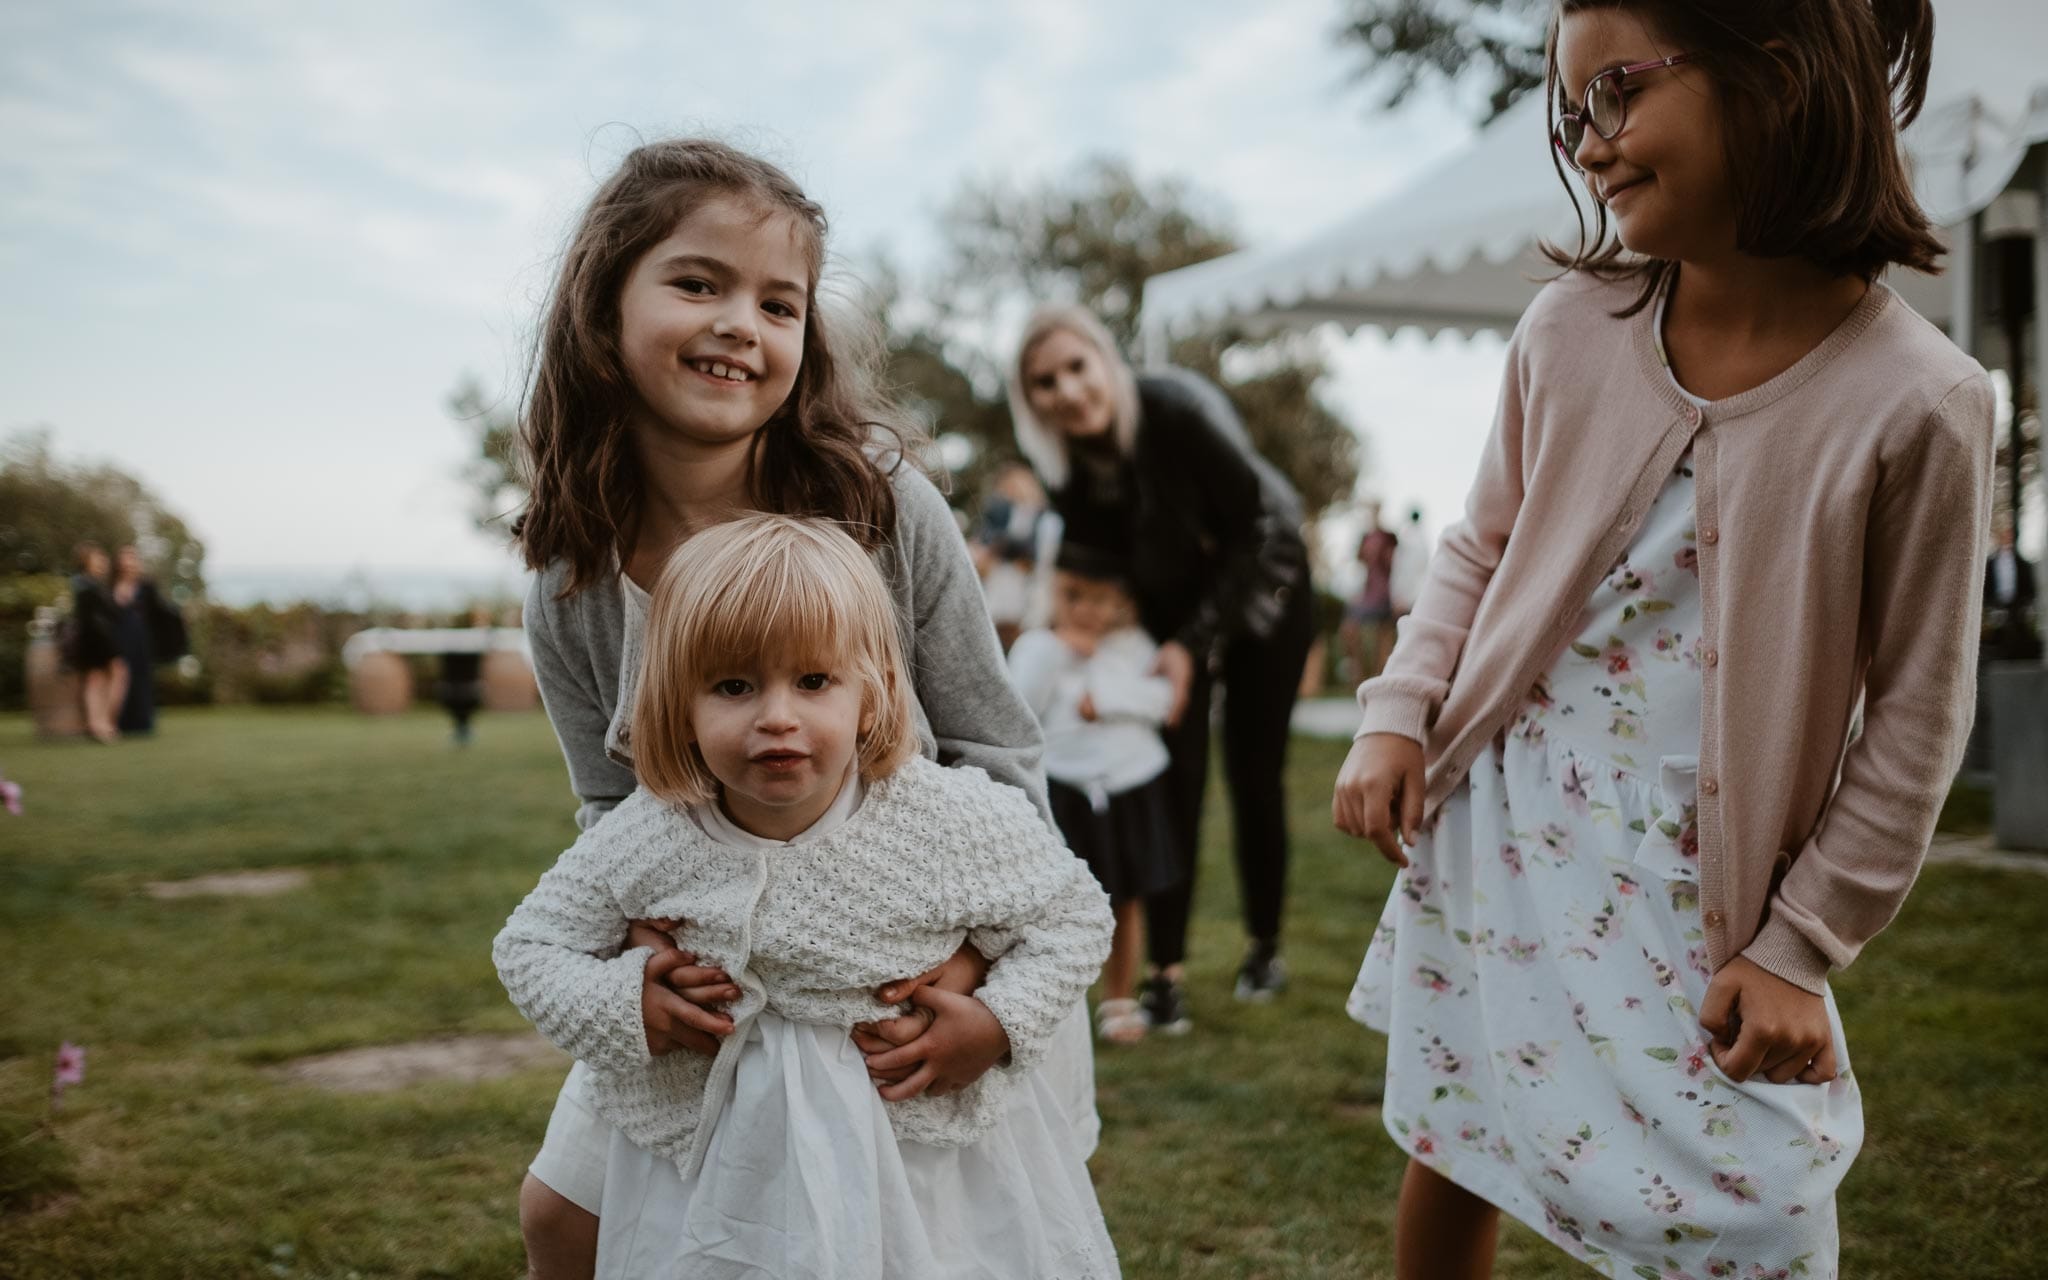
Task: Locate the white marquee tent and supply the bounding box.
[1139,0,2048,363]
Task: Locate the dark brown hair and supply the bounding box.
[1543,0,1943,315]
[515,138,921,595]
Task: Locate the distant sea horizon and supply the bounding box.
[205,564,533,611]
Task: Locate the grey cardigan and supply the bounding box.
[524,464,1051,831]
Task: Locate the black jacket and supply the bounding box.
[1051,369,1308,663]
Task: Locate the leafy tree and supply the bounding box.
[913,158,1362,521]
[1333,0,1548,123]
[0,430,206,598]
[447,378,523,534]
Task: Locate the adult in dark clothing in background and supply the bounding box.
[110,544,186,736]
[69,542,123,743]
[1009,304,1314,1032]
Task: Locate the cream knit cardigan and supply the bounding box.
[493,756,1112,1176]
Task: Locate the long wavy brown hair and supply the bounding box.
[515,138,921,596]
[1542,0,1943,316]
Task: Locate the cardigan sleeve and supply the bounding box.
[1742,373,1996,990]
[1003,629,1067,722]
[933,773,1114,1072]
[492,816,657,1073]
[894,468,1054,825]
[1083,630,1174,725]
[525,574,636,831]
[1355,322,1531,745]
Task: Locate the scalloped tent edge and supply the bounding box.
[1139,1,2048,363]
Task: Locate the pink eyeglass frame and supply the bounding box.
[1553,52,1693,172]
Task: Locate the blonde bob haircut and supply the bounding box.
[1007,304,1142,493]
[630,513,920,808]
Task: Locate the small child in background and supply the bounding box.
[1008,544,1182,1044]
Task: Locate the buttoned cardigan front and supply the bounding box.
[1357,272,1994,992]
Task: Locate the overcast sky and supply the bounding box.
[1,0,1509,595]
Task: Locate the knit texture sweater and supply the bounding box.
[493,756,1113,1177]
[1357,273,1994,994]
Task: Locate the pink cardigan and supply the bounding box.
[1358,272,1994,993]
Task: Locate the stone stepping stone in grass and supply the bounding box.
[278,1033,566,1093]
[144,869,312,899]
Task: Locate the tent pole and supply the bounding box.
[1952,209,1981,358]
[1140,319,1168,371]
[2035,145,2048,544]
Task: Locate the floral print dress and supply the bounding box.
[1348,451,1864,1279]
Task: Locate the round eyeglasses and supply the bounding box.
[1552,53,1692,173]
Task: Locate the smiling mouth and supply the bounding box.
[688,358,756,383]
[1602,176,1651,204]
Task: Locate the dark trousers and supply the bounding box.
[1145,583,1316,968]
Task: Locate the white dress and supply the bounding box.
[1348,445,1865,1279]
[593,778,1120,1280]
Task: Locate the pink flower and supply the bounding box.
[50,1041,84,1112]
[0,773,19,816]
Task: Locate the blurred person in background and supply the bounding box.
[1342,502,1401,681]
[973,460,1059,651]
[1010,304,1313,1031]
[68,542,123,744]
[1007,542,1184,1045]
[109,544,186,737]
[1389,505,1431,618]
[1983,521,2040,661]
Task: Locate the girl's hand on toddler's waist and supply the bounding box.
[851,943,1001,1099]
[855,986,1011,1102]
[1333,733,1425,867]
[629,917,739,1057]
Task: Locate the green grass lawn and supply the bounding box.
[1,708,2043,1278]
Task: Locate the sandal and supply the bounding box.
[1095,997,1148,1045]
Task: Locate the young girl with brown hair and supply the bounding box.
[509,138,1096,1278]
[497,515,1117,1279]
[1332,2,1991,1276]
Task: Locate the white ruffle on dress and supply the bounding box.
[592,779,1119,1280]
[1349,446,1864,1279]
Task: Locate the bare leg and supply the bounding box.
[82,668,116,741]
[1395,1158,1499,1280]
[1103,898,1145,1002]
[106,659,130,736]
[1339,618,1364,684]
[519,1174,598,1280]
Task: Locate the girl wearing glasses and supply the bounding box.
[1333,1,1988,1277]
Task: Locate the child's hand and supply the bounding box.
[861,986,1011,1101]
[1699,956,1838,1085]
[629,917,738,1057]
[850,944,991,1083]
[1151,640,1195,726]
[1332,733,1425,867]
